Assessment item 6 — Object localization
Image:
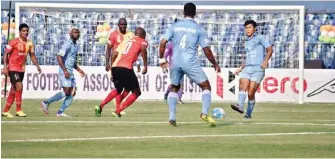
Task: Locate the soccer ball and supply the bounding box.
[212,107,225,119]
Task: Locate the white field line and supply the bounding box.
[2,121,335,126]
[2,132,335,143]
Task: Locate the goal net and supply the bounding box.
[16,3,305,103]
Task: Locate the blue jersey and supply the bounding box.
[244,34,271,66]
[57,40,78,77]
[163,18,208,66]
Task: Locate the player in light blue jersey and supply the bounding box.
[40,28,85,117]
[159,2,221,126]
[231,20,273,119]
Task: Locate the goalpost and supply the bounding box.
[15,3,305,104]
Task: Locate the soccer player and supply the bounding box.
[163,42,184,104]
[231,20,273,119]
[105,18,134,114]
[159,2,221,126]
[40,27,85,117]
[2,23,42,118]
[95,27,148,117]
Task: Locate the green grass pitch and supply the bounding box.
[1,98,335,158]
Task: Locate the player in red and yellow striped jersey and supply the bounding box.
[2,23,42,118]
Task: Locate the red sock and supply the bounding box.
[115,90,129,109]
[116,93,138,114]
[4,87,15,112]
[100,89,119,109]
[15,89,23,112]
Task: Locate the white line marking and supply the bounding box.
[2,121,335,126]
[3,132,335,143]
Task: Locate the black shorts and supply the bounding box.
[9,71,25,85]
[112,67,139,93]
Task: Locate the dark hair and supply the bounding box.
[244,20,257,28]
[174,18,178,23]
[184,2,196,17]
[19,23,29,31]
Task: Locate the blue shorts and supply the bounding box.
[240,66,265,84]
[169,66,184,84]
[59,75,76,88]
[170,63,208,86]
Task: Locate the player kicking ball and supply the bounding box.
[231,20,273,119]
[159,3,221,126]
[95,27,148,118]
[2,23,42,118]
[40,27,85,117]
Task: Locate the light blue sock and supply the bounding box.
[201,90,211,115]
[237,91,247,110]
[58,95,73,114]
[46,92,66,104]
[168,92,178,121]
[246,100,255,117]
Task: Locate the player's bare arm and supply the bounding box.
[261,46,273,70]
[29,45,42,74]
[2,49,12,76]
[141,45,148,74]
[159,39,168,69]
[203,47,221,73]
[105,43,113,71]
[57,55,70,79]
[74,63,85,77]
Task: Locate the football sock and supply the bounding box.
[116,93,138,114]
[58,95,73,114]
[246,100,255,117]
[115,90,129,109]
[4,87,15,112]
[201,90,211,115]
[238,91,247,110]
[177,87,183,100]
[46,91,66,105]
[100,89,119,109]
[168,92,178,120]
[164,85,171,98]
[15,89,23,112]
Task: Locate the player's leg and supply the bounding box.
[115,89,129,114]
[177,78,184,104]
[95,68,122,117]
[2,86,15,118]
[113,69,141,117]
[231,68,251,114]
[245,70,265,118]
[164,85,172,103]
[166,66,183,126]
[10,72,26,117]
[41,91,66,114]
[57,77,75,117]
[183,65,215,126]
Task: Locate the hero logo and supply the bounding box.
[257,76,307,94]
[307,78,335,97]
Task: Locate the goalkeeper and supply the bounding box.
[231,20,273,119]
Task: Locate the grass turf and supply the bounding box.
[1,99,335,158]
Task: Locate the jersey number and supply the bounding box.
[180,35,186,48]
[123,42,132,54]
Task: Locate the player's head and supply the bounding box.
[19,23,29,39]
[244,20,257,37]
[70,27,80,41]
[135,27,146,39]
[118,18,127,34]
[183,2,196,18]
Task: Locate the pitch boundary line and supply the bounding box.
[2,121,335,126]
[3,132,335,143]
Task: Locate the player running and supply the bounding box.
[163,42,184,104]
[2,23,42,118]
[105,18,134,114]
[231,20,273,119]
[95,27,148,117]
[159,2,221,126]
[40,27,85,117]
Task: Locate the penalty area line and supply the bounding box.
[2,132,335,143]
